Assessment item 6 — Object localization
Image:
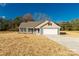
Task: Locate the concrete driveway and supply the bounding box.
[46,35,79,54]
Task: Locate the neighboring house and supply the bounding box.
[19,20,60,35]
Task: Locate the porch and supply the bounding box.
[19,28,41,34]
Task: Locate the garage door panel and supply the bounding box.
[43,28,58,35]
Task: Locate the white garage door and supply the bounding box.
[43,28,58,35]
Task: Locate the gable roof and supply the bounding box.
[35,21,60,28]
[19,20,60,28]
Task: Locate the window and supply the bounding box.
[24,28,26,32]
[28,28,33,33]
[20,28,23,32]
[20,28,26,32]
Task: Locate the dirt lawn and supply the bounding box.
[0,31,78,56]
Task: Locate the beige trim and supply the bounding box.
[50,21,61,28]
[35,20,49,28]
[35,20,60,28]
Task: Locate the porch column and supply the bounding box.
[32,28,34,34]
[40,28,43,34]
[26,28,27,33]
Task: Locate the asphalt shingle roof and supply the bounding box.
[19,20,60,28]
[19,21,45,28]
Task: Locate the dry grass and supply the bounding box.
[60,31,79,37]
[0,31,78,56]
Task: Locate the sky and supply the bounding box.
[0,3,79,22]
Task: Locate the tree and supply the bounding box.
[58,19,79,31]
[8,16,22,31]
[70,19,79,30]
[0,17,9,31]
[33,13,51,21]
[22,13,34,22]
[58,22,72,31]
[14,16,22,26]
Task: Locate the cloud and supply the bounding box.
[0,3,6,7]
[2,16,6,19]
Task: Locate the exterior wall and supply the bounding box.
[41,23,60,29]
[19,28,22,33]
[58,28,60,35]
[39,21,60,35]
[42,24,52,28]
[19,27,60,35]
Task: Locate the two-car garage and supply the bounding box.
[42,28,59,35]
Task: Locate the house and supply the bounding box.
[19,20,60,35]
